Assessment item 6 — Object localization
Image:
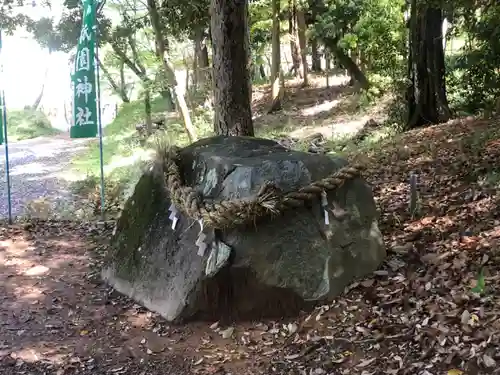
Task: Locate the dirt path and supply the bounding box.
[0,133,91,219]
[0,222,198,374]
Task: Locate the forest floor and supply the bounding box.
[2,79,500,374]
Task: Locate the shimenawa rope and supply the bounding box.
[159,147,363,229]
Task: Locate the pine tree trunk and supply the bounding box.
[269,0,283,112]
[310,0,322,72]
[144,88,153,135]
[297,8,308,86]
[288,0,301,78]
[259,64,266,79]
[147,0,197,142]
[193,27,211,90]
[311,38,322,72]
[193,31,201,89]
[210,0,254,136]
[323,37,369,89]
[406,0,451,129]
[98,57,130,103]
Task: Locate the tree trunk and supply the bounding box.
[159,83,176,111]
[210,0,254,136]
[288,0,301,78]
[183,52,190,96]
[259,64,266,79]
[144,88,153,135]
[296,8,308,86]
[98,56,130,103]
[32,63,50,110]
[406,0,451,129]
[325,52,330,87]
[118,60,130,103]
[311,38,321,72]
[323,37,370,89]
[193,27,211,89]
[269,0,283,113]
[310,0,322,72]
[193,29,202,89]
[147,0,197,142]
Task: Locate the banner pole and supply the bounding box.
[94,6,105,219]
[0,30,12,224]
[1,90,12,224]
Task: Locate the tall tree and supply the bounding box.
[98,56,130,103]
[296,6,308,85]
[288,0,302,78]
[314,0,370,89]
[147,0,198,142]
[406,0,451,129]
[309,0,322,72]
[210,0,254,136]
[269,0,284,112]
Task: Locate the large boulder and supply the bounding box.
[102,136,385,323]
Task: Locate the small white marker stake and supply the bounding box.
[168,203,179,230]
[196,219,207,256]
[321,191,330,225]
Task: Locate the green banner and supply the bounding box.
[71,0,98,138]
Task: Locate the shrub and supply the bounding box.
[7,109,61,141]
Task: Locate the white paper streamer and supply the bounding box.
[168,203,179,230]
[196,219,207,256]
[321,191,329,225]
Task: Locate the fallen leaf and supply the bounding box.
[483,354,496,368]
[361,279,375,287]
[220,327,234,339]
[460,310,470,325]
[193,358,204,366]
[356,358,376,368]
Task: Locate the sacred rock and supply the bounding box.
[102,136,385,322]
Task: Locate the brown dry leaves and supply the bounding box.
[259,117,500,374]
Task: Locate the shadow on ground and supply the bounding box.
[252,74,389,141]
[0,222,194,374]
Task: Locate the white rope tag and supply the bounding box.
[321,191,329,225]
[196,219,207,256]
[168,203,179,230]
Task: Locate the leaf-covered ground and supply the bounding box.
[1,116,500,375]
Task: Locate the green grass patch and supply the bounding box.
[7,109,61,141]
[69,95,213,215]
[71,96,212,175]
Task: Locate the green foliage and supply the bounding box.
[29,6,111,52]
[445,2,500,113]
[314,0,406,77]
[0,1,33,34]
[249,0,272,65]
[7,109,61,141]
[471,267,485,294]
[351,0,406,75]
[159,0,210,39]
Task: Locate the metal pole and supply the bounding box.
[94,7,105,219]
[1,90,12,224]
[0,31,13,224]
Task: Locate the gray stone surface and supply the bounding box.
[102,136,385,322]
